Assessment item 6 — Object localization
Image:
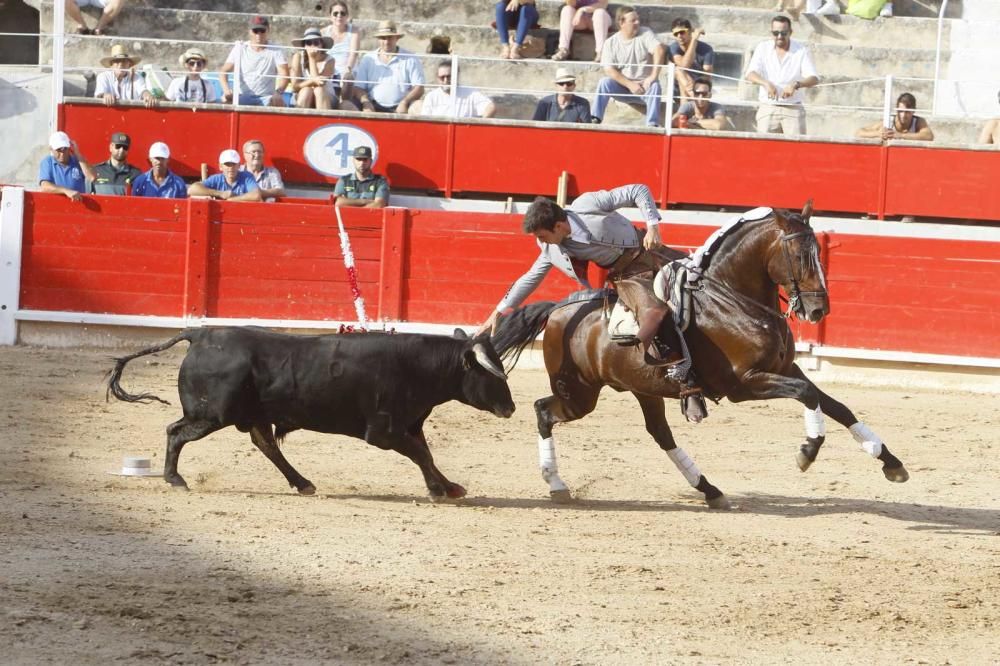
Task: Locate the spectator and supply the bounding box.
[166,48,218,104]
[352,21,424,114]
[552,0,611,63]
[745,15,819,135]
[494,0,539,60]
[772,0,840,17]
[592,6,666,127]
[188,149,262,202]
[95,44,157,108]
[977,90,1000,147]
[668,19,714,102]
[65,0,123,36]
[241,139,285,201]
[89,131,142,195]
[290,28,337,110]
[333,146,389,208]
[671,77,727,130]
[131,142,188,199]
[320,1,362,104]
[532,67,592,123]
[39,131,95,201]
[220,16,289,107]
[419,61,496,119]
[856,92,933,141]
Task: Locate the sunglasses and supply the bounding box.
[557,81,575,87]
[186,59,204,67]
[304,39,322,46]
[331,10,348,16]
[354,157,371,162]
[113,143,130,150]
[693,89,711,97]
[771,30,790,37]
[54,147,70,152]
[251,27,268,34]
[672,29,689,36]
[222,162,239,167]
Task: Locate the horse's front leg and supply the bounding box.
[633,393,730,509]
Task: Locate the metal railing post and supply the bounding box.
[932,0,950,116]
[665,62,676,136]
[450,52,459,119]
[883,74,894,128]
[50,0,66,133]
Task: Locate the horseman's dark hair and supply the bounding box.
[523,197,566,233]
[694,76,712,91]
[897,92,917,109]
[615,6,637,23]
[772,15,792,30]
[671,18,692,31]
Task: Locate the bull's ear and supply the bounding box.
[453,328,470,340]
[801,199,814,224]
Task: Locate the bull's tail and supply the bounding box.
[491,301,559,371]
[105,331,194,405]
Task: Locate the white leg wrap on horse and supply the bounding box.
[666,448,702,487]
[538,436,568,491]
[850,422,884,458]
[803,405,826,438]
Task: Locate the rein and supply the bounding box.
[779,229,825,319]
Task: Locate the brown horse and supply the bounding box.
[491,204,909,509]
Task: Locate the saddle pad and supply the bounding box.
[607,299,639,340]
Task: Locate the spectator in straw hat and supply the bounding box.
[220,15,289,107]
[131,142,188,199]
[351,20,424,114]
[166,47,218,104]
[38,130,96,201]
[189,149,262,202]
[94,44,157,108]
[290,27,339,110]
[65,0,124,36]
[533,67,592,123]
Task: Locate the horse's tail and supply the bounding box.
[491,301,559,370]
[105,330,195,405]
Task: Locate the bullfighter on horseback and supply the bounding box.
[477,183,680,370]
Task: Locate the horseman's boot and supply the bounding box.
[636,303,682,367]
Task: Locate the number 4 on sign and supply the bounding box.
[325,133,350,171]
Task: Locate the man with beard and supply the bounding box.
[333,146,389,209]
[220,16,290,107]
[745,15,818,135]
[131,142,188,199]
[38,131,95,201]
[90,131,142,195]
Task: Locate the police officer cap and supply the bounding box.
[352,146,373,159]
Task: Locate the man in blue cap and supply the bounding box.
[333,145,389,208]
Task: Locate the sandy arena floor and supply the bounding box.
[1,343,997,665]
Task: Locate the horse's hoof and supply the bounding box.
[883,465,909,483]
[796,451,813,472]
[549,488,573,503]
[706,494,732,510]
[446,483,467,499]
[297,483,317,496]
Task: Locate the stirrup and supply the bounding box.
[644,349,683,367]
[680,387,708,423]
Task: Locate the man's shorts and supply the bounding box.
[76,0,111,8]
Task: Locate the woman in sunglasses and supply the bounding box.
[290,28,338,110]
[321,1,361,103]
[166,48,218,104]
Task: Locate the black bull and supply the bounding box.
[106,327,515,499]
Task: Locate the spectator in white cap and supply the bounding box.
[241,139,285,201]
[418,60,495,119]
[95,44,157,108]
[131,142,188,199]
[166,48,218,104]
[188,149,261,201]
[38,131,96,201]
[532,68,592,123]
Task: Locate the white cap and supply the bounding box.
[219,148,241,165]
[148,141,170,159]
[49,131,72,150]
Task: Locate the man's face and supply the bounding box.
[378,35,400,51]
[619,12,641,38]
[52,146,71,165]
[896,104,915,128]
[693,84,712,110]
[354,156,372,177]
[244,144,264,168]
[437,67,452,89]
[771,21,791,47]
[672,25,691,47]
[221,161,240,182]
[151,156,169,174]
[532,220,571,245]
[109,141,130,162]
[249,25,269,45]
[111,58,133,78]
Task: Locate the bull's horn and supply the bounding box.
[472,343,506,379]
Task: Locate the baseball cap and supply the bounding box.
[219,149,241,165]
[148,141,170,159]
[110,131,131,147]
[352,145,373,159]
[249,15,269,28]
[49,131,72,150]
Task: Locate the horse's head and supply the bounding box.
[769,201,830,323]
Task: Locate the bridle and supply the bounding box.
[778,227,826,319]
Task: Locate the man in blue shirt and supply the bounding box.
[188,149,261,201]
[38,131,95,201]
[132,141,188,198]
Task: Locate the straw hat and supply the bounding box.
[554,67,576,84]
[291,27,334,49]
[100,44,141,68]
[178,47,207,67]
[373,20,404,38]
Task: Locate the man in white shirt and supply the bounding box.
[220,15,290,107]
[94,44,157,108]
[745,15,819,135]
[166,47,218,104]
[352,21,425,114]
[592,6,666,127]
[419,61,496,119]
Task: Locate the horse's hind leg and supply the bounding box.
[785,365,908,482]
[534,382,600,503]
[634,394,730,510]
[249,425,316,495]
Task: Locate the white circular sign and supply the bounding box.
[302,124,379,178]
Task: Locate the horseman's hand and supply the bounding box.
[476,310,501,337]
[643,225,662,250]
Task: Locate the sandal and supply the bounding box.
[499,44,510,59]
[509,44,524,60]
[551,47,570,61]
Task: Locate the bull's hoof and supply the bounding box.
[549,488,573,504]
[706,494,732,510]
[446,483,467,499]
[166,478,189,491]
[883,465,909,483]
[796,450,814,472]
[297,483,317,496]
